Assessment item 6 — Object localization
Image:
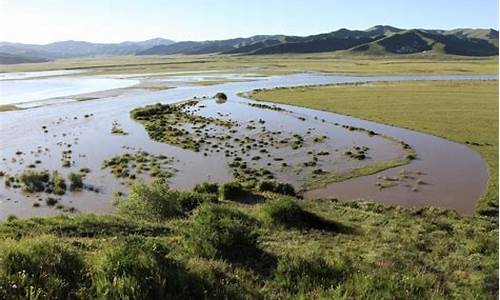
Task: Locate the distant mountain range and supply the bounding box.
[1,26,498,64]
[0,38,175,64]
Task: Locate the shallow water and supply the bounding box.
[0,73,494,219]
[0,70,82,81]
[0,75,139,105]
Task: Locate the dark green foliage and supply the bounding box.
[193,182,219,194]
[248,102,285,111]
[219,181,246,200]
[131,101,234,151]
[115,180,215,221]
[257,197,349,233]
[257,197,304,228]
[272,255,348,294]
[213,92,227,100]
[256,180,296,196]
[17,170,67,195]
[19,170,50,192]
[0,238,88,299]
[184,204,259,261]
[51,171,67,195]
[174,190,218,212]
[68,172,84,191]
[92,240,164,299]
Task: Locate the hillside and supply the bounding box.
[0,26,497,64]
[137,26,498,57]
[0,38,175,62]
[351,29,499,56]
[0,52,49,64]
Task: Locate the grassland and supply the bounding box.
[250,80,499,215]
[0,53,497,76]
[0,180,497,299]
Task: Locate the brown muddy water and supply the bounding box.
[0,73,495,219]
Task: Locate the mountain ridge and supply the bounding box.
[1,26,498,64]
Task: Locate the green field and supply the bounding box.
[0,180,497,299]
[0,53,498,76]
[250,80,499,215]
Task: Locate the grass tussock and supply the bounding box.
[114,179,217,221]
[183,203,259,261]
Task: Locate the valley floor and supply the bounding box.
[0,77,497,299]
[0,53,498,76]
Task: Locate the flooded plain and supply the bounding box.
[0,72,495,219]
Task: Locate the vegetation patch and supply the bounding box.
[256,180,296,196]
[102,150,175,181]
[183,203,259,261]
[3,170,75,196]
[0,237,87,299]
[111,120,128,135]
[114,180,217,221]
[271,254,349,295]
[131,101,235,151]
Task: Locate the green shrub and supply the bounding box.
[273,255,348,294]
[68,172,84,191]
[92,240,165,299]
[115,180,215,221]
[19,170,50,193]
[115,181,181,221]
[256,180,296,196]
[257,197,304,228]
[174,190,218,212]
[184,204,259,260]
[51,171,67,195]
[219,181,245,200]
[193,182,219,194]
[0,238,87,299]
[257,197,347,233]
[213,92,228,100]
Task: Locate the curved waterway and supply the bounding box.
[0,73,494,219]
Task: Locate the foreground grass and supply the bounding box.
[250,80,499,215]
[0,180,497,299]
[0,53,497,76]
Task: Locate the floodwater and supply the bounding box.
[0,72,495,219]
[0,70,138,105]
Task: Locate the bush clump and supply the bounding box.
[18,170,67,195]
[213,92,228,100]
[19,170,50,193]
[68,172,84,191]
[93,239,214,299]
[115,180,215,221]
[184,203,259,261]
[273,255,348,294]
[219,181,246,201]
[257,197,305,228]
[193,182,219,194]
[256,180,296,196]
[0,238,87,299]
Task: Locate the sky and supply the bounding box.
[0,0,498,44]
